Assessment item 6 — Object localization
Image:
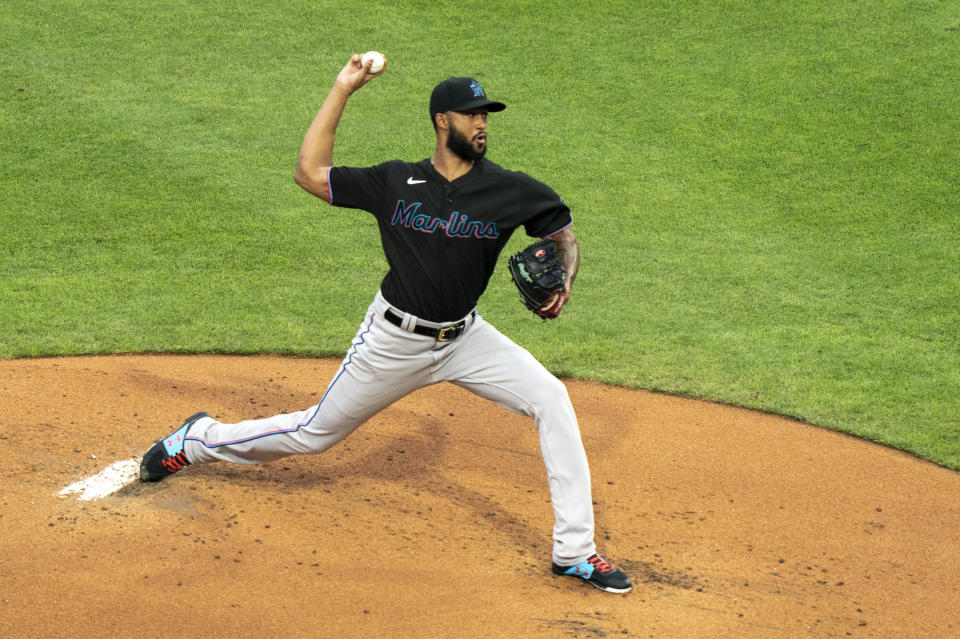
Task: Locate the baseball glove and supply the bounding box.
[508,239,569,320]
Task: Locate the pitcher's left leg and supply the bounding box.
[439,317,596,566]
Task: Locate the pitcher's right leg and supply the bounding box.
[149,294,434,471]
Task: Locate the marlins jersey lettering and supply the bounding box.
[328,157,572,321]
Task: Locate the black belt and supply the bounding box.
[384,308,474,342]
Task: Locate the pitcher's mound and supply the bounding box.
[3,355,959,637]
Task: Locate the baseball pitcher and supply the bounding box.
[140,54,631,594]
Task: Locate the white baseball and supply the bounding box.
[361,51,385,74]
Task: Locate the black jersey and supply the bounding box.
[328,157,572,321]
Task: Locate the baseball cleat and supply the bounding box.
[139,412,210,482]
[552,554,632,593]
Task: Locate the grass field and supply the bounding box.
[2,1,958,467]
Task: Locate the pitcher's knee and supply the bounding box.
[528,375,573,415]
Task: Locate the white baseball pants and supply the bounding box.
[184,291,596,565]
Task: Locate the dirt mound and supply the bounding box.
[3,355,958,637]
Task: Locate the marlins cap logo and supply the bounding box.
[469,80,485,97]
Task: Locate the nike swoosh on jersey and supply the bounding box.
[406,177,427,185]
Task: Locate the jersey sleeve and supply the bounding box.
[521,177,573,238]
[327,163,392,213]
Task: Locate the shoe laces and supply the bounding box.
[588,555,614,574]
[161,451,190,473]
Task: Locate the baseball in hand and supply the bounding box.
[361,51,385,74]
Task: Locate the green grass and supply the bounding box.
[2,1,958,467]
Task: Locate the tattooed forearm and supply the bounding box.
[550,228,580,293]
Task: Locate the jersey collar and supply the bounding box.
[424,157,486,185]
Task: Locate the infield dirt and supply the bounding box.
[3,355,959,638]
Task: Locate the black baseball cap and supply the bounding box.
[429,77,506,119]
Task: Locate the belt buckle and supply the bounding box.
[437,321,464,342]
